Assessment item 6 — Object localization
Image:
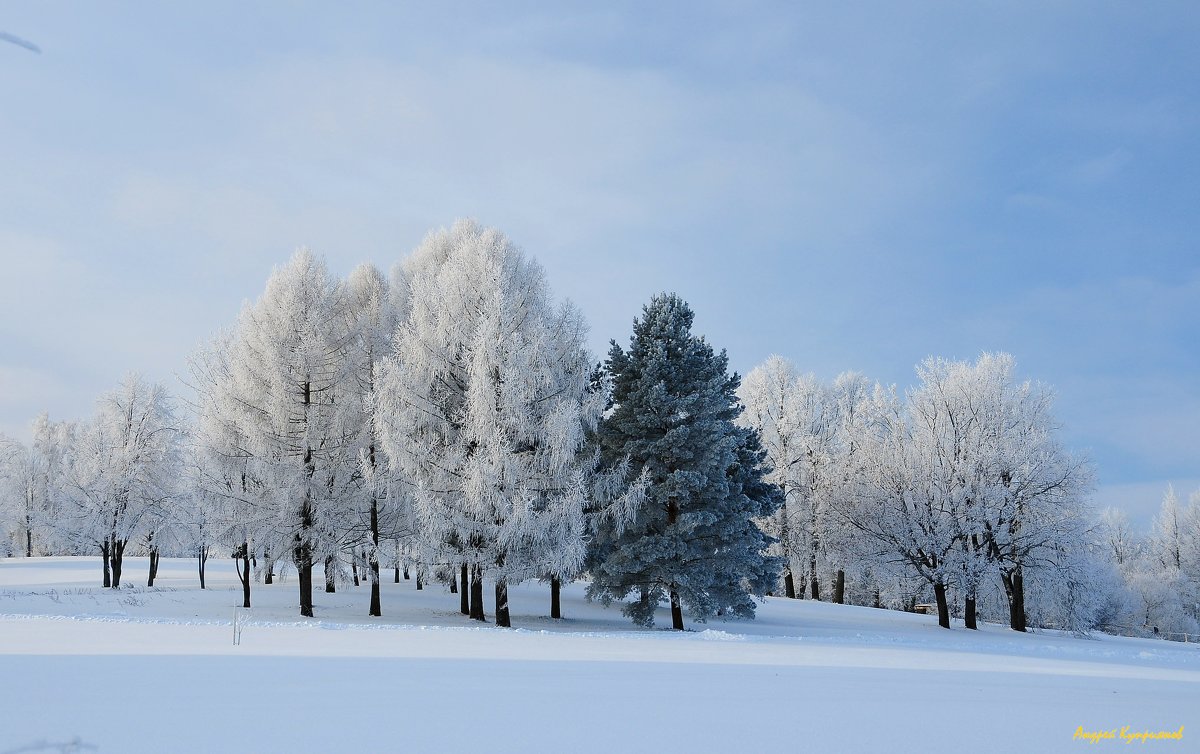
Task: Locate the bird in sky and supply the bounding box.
[0,31,41,53]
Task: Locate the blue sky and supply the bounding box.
[1,2,1197,526]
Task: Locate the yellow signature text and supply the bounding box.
[1074,726,1184,744]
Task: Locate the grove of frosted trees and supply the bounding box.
[1,220,1196,638]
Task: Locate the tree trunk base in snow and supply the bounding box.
[460,564,470,616]
[469,565,485,622]
[670,587,684,631]
[934,581,950,629]
[784,571,796,599]
[1001,567,1028,632]
[369,559,381,617]
[147,549,159,587]
[236,546,251,608]
[551,577,562,619]
[495,582,511,628]
[110,540,125,588]
[833,569,845,604]
[324,556,336,593]
[297,544,314,618]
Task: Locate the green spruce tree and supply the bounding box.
[587,293,782,629]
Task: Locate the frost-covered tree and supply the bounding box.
[823,371,879,604]
[197,250,359,617]
[739,361,882,605]
[845,378,963,629]
[737,357,809,599]
[1146,487,1200,630]
[59,374,181,587]
[963,355,1093,632]
[783,373,837,602]
[376,220,604,627]
[0,415,73,557]
[0,436,22,556]
[0,436,35,557]
[190,324,290,607]
[588,293,781,630]
[174,436,222,590]
[844,354,1092,631]
[339,262,404,616]
[1152,486,1186,572]
[1089,498,1200,640]
[1097,507,1142,569]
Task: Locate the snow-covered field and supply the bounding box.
[1,558,1196,753]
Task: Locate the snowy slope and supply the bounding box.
[1,557,1196,753]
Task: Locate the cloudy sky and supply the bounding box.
[1,2,1197,526]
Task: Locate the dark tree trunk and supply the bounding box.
[1000,568,1025,632]
[1013,569,1027,632]
[403,565,410,580]
[198,546,208,590]
[369,558,381,617]
[235,544,251,608]
[110,539,125,588]
[101,540,111,588]
[264,550,274,585]
[297,395,316,616]
[495,581,511,628]
[147,548,159,587]
[469,564,485,621]
[933,581,950,629]
[784,570,797,599]
[809,573,820,601]
[449,575,458,593]
[416,571,423,591]
[394,565,400,583]
[324,555,336,593]
[298,563,313,617]
[964,594,978,630]
[296,538,314,618]
[460,564,470,616]
[670,586,684,631]
[667,495,685,630]
[367,449,381,616]
[1005,567,1028,632]
[873,589,882,609]
[833,569,845,605]
[25,519,32,558]
[351,558,359,587]
[242,546,251,607]
[551,577,562,619]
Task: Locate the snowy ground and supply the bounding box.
[1,557,1196,753]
